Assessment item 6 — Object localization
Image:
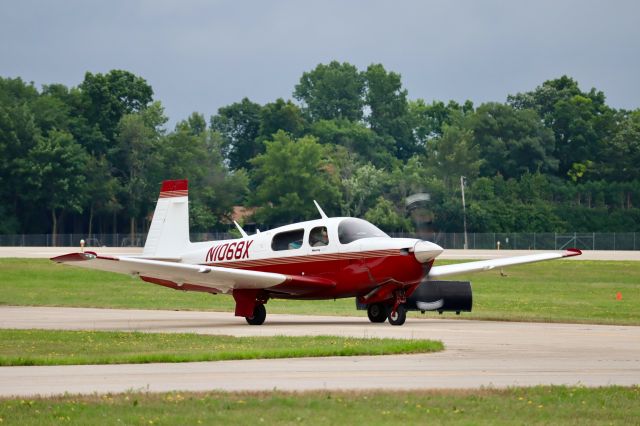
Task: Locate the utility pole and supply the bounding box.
[460,176,468,250]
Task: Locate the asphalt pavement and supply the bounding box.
[0,306,638,397]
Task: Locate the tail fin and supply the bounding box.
[143,179,190,258]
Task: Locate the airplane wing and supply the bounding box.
[427,248,581,279]
[51,252,335,295]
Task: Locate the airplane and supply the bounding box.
[52,179,582,326]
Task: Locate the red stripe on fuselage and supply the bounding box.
[204,249,399,269]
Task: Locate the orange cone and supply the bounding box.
[616,292,622,301]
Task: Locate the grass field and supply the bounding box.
[1,386,638,425]
[0,329,442,366]
[0,258,638,325]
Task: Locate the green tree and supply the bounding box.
[0,77,41,233]
[31,84,73,134]
[113,102,167,241]
[210,98,263,171]
[410,99,474,146]
[507,75,614,176]
[22,130,89,244]
[293,61,365,122]
[341,163,385,217]
[364,197,414,232]
[364,64,415,160]
[79,70,153,154]
[185,112,207,136]
[599,111,640,181]
[32,85,111,199]
[465,175,566,233]
[384,156,434,203]
[259,98,306,140]
[310,119,395,167]
[162,118,249,231]
[469,103,557,178]
[84,155,120,237]
[425,124,483,189]
[250,132,341,224]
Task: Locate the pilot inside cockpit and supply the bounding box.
[310,227,329,247]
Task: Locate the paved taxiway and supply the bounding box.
[1,306,638,397]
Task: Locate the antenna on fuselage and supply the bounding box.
[313,200,328,219]
[233,221,249,238]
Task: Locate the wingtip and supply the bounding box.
[563,248,582,257]
[51,251,97,262]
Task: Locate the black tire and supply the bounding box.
[388,304,407,326]
[245,304,266,325]
[367,303,388,323]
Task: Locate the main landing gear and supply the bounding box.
[245,303,266,325]
[366,302,407,326]
[233,289,268,325]
[367,303,388,323]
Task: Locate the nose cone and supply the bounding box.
[413,240,444,263]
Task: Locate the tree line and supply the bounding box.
[1,62,639,242]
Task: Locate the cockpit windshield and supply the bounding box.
[338,218,389,244]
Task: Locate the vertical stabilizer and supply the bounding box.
[143,179,190,258]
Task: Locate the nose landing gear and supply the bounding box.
[388,304,407,326]
[388,289,408,326]
[364,290,409,326]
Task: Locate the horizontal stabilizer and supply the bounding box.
[51,252,337,296]
[52,252,286,292]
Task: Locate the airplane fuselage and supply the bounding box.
[180,217,435,301]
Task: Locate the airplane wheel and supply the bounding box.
[388,305,407,326]
[246,304,266,325]
[367,303,388,323]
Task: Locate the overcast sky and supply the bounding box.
[1,0,639,127]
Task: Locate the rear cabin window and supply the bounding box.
[271,229,305,251]
[338,219,389,244]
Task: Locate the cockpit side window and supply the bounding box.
[309,226,329,247]
[271,229,305,251]
[338,219,389,244]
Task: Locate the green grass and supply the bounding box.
[454,259,640,325]
[1,386,638,425]
[0,258,638,325]
[0,329,443,366]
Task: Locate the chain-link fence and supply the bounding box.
[389,232,640,250]
[0,233,234,248]
[1,232,638,250]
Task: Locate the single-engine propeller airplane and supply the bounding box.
[53,180,581,326]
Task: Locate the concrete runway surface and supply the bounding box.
[0,306,638,397]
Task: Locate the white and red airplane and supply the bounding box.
[53,180,581,326]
